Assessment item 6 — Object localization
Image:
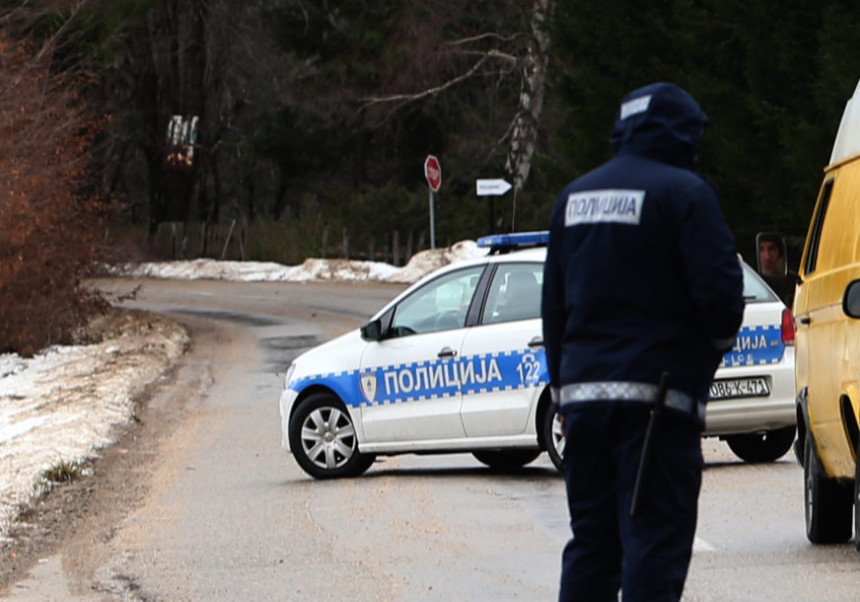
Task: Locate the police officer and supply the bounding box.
[541,83,744,601]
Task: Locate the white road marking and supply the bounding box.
[694,536,715,552]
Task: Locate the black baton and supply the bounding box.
[630,372,670,518]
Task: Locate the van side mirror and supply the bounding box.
[843,280,860,318]
[756,232,787,277]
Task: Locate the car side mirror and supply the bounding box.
[756,232,788,277]
[360,318,383,341]
[842,280,860,318]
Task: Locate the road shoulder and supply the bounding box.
[0,309,211,597]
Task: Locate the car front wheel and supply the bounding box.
[804,434,852,544]
[288,393,376,479]
[725,425,796,463]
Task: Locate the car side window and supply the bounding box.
[390,266,484,336]
[483,263,543,324]
[741,262,778,303]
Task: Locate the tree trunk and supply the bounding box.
[505,0,553,191]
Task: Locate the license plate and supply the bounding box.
[709,377,770,400]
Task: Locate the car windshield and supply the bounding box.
[741,262,778,303]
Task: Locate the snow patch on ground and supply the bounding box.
[0,312,189,540]
[105,240,486,284]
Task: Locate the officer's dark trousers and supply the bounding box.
[559,401,703,602]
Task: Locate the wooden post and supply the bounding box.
[221,219,236,259]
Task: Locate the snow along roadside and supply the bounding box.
[0,310,189,541]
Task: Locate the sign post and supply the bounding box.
[476,178,512,235]
[424,155,442,249]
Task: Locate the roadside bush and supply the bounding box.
[0,34,107,355]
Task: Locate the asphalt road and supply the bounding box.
[5,278,860,601]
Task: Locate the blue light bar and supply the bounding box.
[477,231,549,251]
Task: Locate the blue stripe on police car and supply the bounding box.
[721,325,784,368]
[287,326,780,408]
[290,348,548,408]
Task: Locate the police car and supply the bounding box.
[279,232,796,479]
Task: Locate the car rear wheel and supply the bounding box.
[804,434,852,543]
[725,425,796,463]
[541,407,564,471]
[288,393,376,479]
[472,449,541,471]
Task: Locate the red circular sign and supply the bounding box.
[424,155,442,192]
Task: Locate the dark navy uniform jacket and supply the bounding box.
[541,83,744,418]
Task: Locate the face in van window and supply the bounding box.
[757,235,786,276]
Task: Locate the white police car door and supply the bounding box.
[358,265,486,443]
[459,262,546,437]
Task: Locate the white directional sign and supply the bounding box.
[476,178,512,196]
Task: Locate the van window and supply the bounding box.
[803,179,834,275]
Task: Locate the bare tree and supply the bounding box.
[505,0,553,191]
[98,0,270,246]
[358,0,555,191]
[0,18,107,354]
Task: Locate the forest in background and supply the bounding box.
[13,0,860,263]
[3,0,860,352]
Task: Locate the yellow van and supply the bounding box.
[795,77,860,546]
